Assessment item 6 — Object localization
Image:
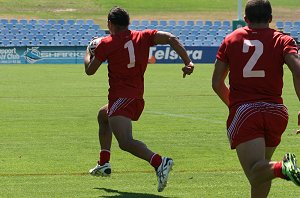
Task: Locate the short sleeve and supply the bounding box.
[141,29,158,47]
[282,35,298,56]
[94,41,107,63]
[216,37,229,63]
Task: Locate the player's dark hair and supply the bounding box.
[245,0,272,23]
[108,6,130,27]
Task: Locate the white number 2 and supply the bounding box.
[124,40,136,68]
[242,40,265,78]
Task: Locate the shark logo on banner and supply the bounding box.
[23,47,42,63]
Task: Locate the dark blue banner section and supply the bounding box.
[149,46,219,64]
[0,46,219,64]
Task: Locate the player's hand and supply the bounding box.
[182,62,194,78]
[85,46,93,57]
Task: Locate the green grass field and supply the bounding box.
[0,64,299,197]
[0,0,300,197]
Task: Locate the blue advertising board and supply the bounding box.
[0,46,86,64]
[0,46,219,64]
[149,46,219,64]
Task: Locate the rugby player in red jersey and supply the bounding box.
[84,7,194,192]
[212,0,300,197]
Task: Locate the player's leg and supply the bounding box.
[109,98,173,191]
[108,98,161,162]
[231,103,299,197]
[251,147,277,197]
[108,115,154,160]
[257,147,276,197]
[98,104,112,164]
[264,106,300,186]
[89,104,112,177]
[236,138,276,198]
[109,115,173,192]
[228,104,274,197]
[238,147,276,197]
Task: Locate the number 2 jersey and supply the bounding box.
[216,26,298,108]
[94,29,157,100]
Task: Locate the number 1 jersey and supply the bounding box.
[94,29,157,100]
[216,26,298,107]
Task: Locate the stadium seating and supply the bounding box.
[186,20,195,26]
[0,18,231,47]
[6,19,298,47]
[195,20,204,27]
[0,19,104,47]
[126,19,234,46]
[275,21,300,42]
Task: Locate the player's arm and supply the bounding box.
[84,47,102,75]
[284,53,300,133]
[212,59,230,107]
[285,53,300,101]
[153,31,194,78]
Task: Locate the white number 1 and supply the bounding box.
[242,40,265,78]
[124,40,136,68]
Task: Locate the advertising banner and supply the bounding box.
[0,46,86,64]
[0,46,219,64]
[149,46,219,64]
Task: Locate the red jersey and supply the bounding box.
[217,26,298,107]
[94,29,157,100]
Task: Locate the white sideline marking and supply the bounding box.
[145,111,224,124]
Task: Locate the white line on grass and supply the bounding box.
[145,111,224,124]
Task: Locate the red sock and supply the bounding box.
[150,153,162,168]
[98,150,110,165]
[273,161,286,179]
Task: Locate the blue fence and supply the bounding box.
[0,46,219,64]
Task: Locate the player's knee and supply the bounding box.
[248,175,259,187]
[97,106,108,123]
[118,139,132,152]
[118,142,129,151]
[247,163,264,186]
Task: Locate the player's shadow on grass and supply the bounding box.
[94,187,170,198]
